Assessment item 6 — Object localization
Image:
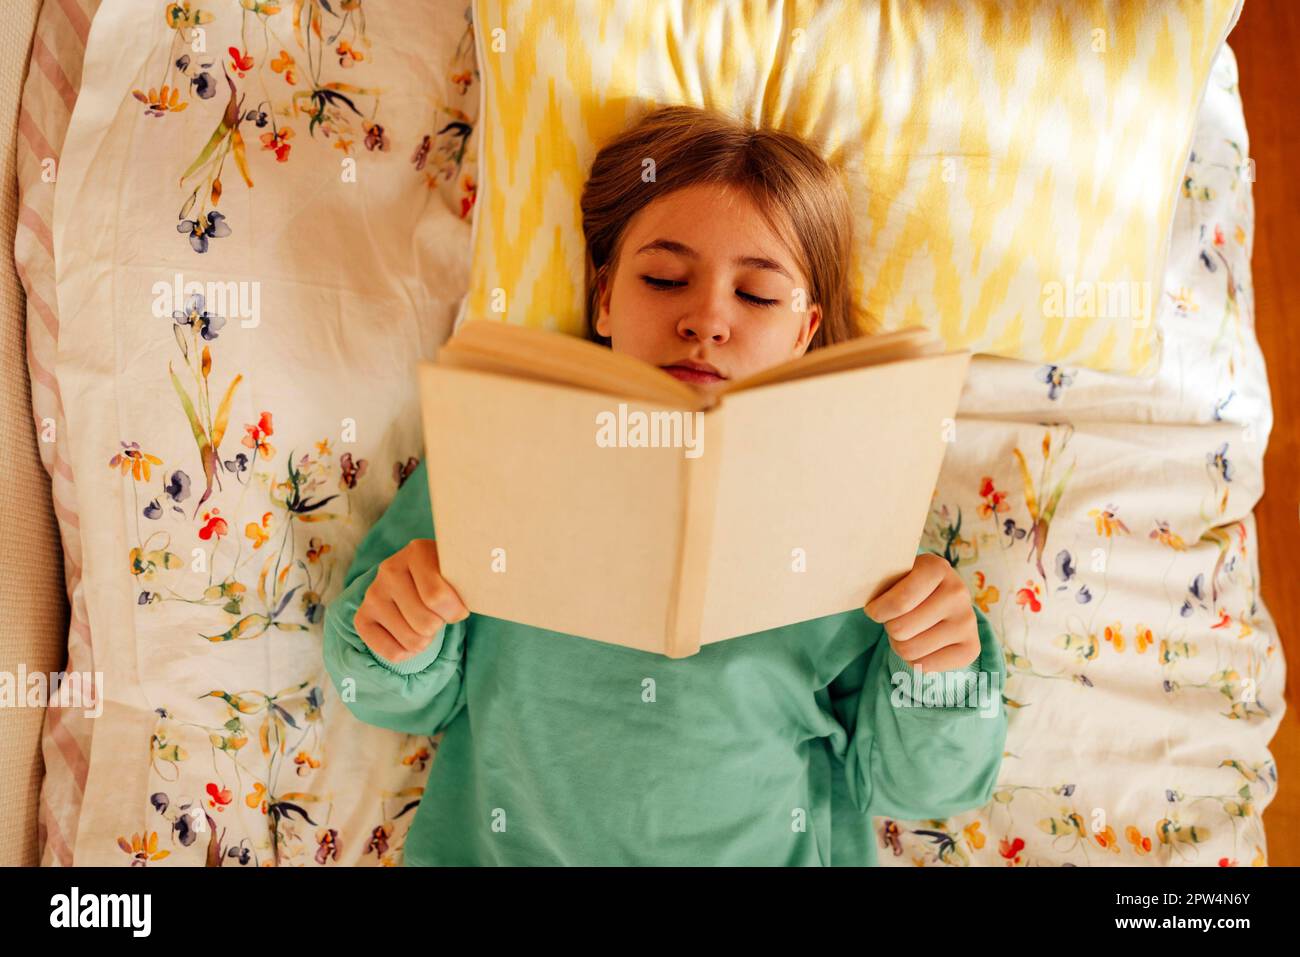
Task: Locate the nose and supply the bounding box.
[676,283,732,344]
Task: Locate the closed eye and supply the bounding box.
[642,275,780,308]
[641,275,685,290]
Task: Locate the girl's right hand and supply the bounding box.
[356,539,470,664]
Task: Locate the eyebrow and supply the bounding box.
[634,238,793,281]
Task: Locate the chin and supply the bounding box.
[690,380,727,396]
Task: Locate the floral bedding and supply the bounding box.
[37,1,1279,866]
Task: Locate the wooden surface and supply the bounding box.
[1229,0,1298,866]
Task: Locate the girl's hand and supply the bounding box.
[356,539,470,665]
[863,552,980,672]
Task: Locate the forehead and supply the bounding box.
[622,183,801,275]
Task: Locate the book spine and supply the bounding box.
[664,410,724,658]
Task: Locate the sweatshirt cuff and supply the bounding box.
[883,645,980,708]
[368,631,446,676]
[883,642,977,681]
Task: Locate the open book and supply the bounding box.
[418,319,971,658]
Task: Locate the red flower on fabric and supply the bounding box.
[199,508,228,541]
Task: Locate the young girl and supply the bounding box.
[323,106,1007,866]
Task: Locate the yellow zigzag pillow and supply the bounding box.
[464,0,1242,375]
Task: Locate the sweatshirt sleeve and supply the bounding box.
[322,457,469,736]
[831,567,1008,822]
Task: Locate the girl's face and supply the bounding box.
[595,182,822,399]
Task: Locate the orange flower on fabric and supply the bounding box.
[972,570,999,613]
[1133,625,1154,654]
[337,39,364,67]
[1149,520,1187,550]
[246,782,268,812]
[270,48,297,84]
[295,751,321,775]
[1088,505,1131,537]
[1103,623,1125,653]
[260,126,293,162]
[1126,826,1153,855]
[245,511,273,549]
[243,411,274,458]
[977,476,1009,518]
[117,831,170,865]
[1169,287,1198,316]
[402,745,431,770]
[1094,825,1121,852]
[131,84,189,116]
[110,441,163,482]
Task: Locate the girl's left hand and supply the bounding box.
[863,552,980,672]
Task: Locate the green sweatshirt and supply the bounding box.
[322,458,1007,866]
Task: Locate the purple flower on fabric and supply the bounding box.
[1035,364,1074,401]
[1207,442,1233,482]
[193,71,217,99]
[171,293,225,340]
[223,451,249,478]
[178,211,231,253]
[165,469,191,503]
[175,54,217,100]
[1055,549,1075,582]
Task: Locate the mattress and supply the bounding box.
[19,0,1282,865]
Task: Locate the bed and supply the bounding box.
[2,0,1287,866]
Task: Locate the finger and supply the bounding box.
[903,631,981,673]
[888,615,972,668]
[410,547,470,623]
[390,565,447,639]
[880,577,969,644]
[865,553,948,623]
[368,593,431,656]
[356,605,415,662]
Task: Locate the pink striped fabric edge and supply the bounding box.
[13,0,102,867]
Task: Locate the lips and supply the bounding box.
[661,360,725,383]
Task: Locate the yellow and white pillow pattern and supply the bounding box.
[465,0,1242,375]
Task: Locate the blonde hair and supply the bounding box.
[580,104,863,349]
